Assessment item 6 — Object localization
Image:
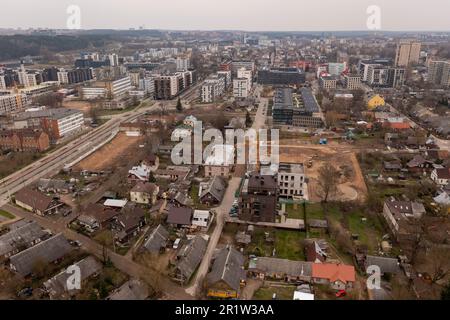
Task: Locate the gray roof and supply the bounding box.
[167,205,193,226]
[176,236,208,280]
[9,233,72,276]
[365,255,401,274]
[38,178,74,192]
[200,176,226,202]
[14,108,82,121]
[300,88,320,113]
[43,256,102,298]
[143,224,169,253]
[207,247,246,291]
[107,279,149,300]
[0,221,46,256]
[248,257,312,278]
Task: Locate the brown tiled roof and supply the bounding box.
[167,205,193,226]
[15,187,53,212]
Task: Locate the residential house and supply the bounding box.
[142,224,169,253]
[130,182,159,205]
[0,221,47,261]
[382,198,425,242]
[383,161,402,171]
[199,176,226,206]
[407,155,433,173]
[204,144,234,178]
[206,246,246,299]
[76,203,119,232]
[192,210,212,231]
[37,178,74,194]
[14,187,63,216]
[311,263,355,290]
[363,255,400,275]
[114,205,146,244]
[239,172,278,223]
[9,233,72,276]
[107,279,149,300]
[43,256,102,299]
[248,257,312,283]
[128,163,152,182]
[172,235,208,284]
[155,166,190,181]
[166,205,193,228]
[142,153,159,170]
[431,167,450,186]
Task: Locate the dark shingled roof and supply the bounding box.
[167,205,193,226]
[207,247,246,291]
[0,221,46,256]
[176,236,208,280]
[365,255,401,274]
[43,256,102,298]
[9,233,72,276]
[107,279,149,300]
[143,224,169,253]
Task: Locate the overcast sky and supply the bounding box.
[1,0,449,31]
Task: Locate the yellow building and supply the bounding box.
[367,95,385,110]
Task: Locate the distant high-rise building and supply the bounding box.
[428,59,450,87]
[0,75,6,90]
[395,40,421,67]
[176,57,190,71]
[108,54,119,67]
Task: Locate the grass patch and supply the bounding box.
[274,230,306,260]
[253,285,296,300]
[284,202,326,220]
[0,210,15,220]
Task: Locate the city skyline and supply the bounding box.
[1,0,450,31]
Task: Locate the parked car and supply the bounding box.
[173,238,181,249]
[336,290,346,298]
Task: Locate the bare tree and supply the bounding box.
[317,163,340,203]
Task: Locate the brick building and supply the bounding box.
[0,129,50,152]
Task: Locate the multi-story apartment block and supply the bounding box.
[276,163,306,198]
[257,67,305,85]
[233,78,250,98]
[319,75,337,90]
[344,74,361,90]
[81,76,132,100]
[395,40,421,67]
[0,94,29,115]
[201,76,225,103]
[0,129,50,152]
[13,108,84,141]
[428,59,450,87]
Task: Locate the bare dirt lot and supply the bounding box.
[279,142,368,203]
[63,100,95,114]
[75,133,144,171]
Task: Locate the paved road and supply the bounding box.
[3,203,193,300]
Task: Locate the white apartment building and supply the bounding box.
[176,57,190,71]
[277,163,307,198]
[54,109,85,137]
[344,74,361,90]
[139,77,155,96]
[108,54,119,67]
[57,70,69,84]
[233,78,250,98]
[319,76,337,90]
[81,87,107,100]
[217,71,232,88]
[0,94,29,115]
[201,77,225,103]
[81,76,132,100]
[0,75,7,90]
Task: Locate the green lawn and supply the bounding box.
[274,230,306,260]
[285,203,326,220]
[0,210,15,219]
[253,286,296,300]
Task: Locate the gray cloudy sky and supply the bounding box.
[1,0,449,31]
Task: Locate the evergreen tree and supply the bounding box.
[176,97,183,112]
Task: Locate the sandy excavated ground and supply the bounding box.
[63,100,95,114]
[279,143,367,203]
[75,133,143,171]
